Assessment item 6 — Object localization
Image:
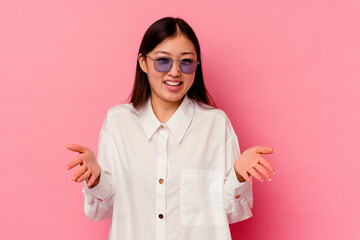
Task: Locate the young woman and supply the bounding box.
[65,17,275,240]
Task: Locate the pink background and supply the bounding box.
[1,0,359,239]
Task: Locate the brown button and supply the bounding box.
[160,125,165,130]
[235,195,241,199]
[159,178,164,184]
[159,214,164,219]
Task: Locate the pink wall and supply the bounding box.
[1,0,359,239]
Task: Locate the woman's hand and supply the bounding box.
[65,144,101,188]
[234,146,275,183]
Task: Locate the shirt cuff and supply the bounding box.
[224,166,252,199]
[82,169,113,200]
[229,166,248,187]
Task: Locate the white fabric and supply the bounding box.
[82,95,253,240]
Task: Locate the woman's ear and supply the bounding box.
[138,53,148,74]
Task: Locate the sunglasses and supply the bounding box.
[145,54,199,74]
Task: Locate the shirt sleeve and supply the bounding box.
[81,114,115,221]
[222,119,253,224]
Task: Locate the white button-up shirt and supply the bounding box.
[82,95,253,240]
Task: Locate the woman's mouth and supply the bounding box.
[163,80,183,86]
[163,80,183,92]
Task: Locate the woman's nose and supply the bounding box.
[167,61,181,77]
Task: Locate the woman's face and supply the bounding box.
[138,34,197,106]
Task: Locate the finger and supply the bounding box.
[248,168,263,182]
[255,146,275,154]
[77,170,91,182]
[258,156,275,173]
[65,144,86,153]
[253,163,272,181]
[87,172,100,188]
[72,165,87,182]
[65,155,83,170]
[238,169,252,183]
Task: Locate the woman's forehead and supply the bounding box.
[151,34,196,56]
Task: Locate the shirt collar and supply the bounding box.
[140,95,194,143]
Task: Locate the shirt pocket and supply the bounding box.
[180,169,226,226]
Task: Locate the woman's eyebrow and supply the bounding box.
[181,52,195,56]
[154,51,195,56]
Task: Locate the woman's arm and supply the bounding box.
[65,112,116,221]
[222,136,254,224]
[223,145,275,224]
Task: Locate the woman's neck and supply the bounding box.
[150,95,183,123]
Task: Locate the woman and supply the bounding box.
[65,17,275,240]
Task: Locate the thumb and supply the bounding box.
[65,144,86,153]
[255,146,275,154]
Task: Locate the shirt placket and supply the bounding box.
[156,123,169,240]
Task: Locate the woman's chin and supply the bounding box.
[155,92,186,106]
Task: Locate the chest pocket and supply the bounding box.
[180,169,226,226]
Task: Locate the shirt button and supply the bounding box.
[159,178,164,184]
[235,195,241,199]
[160,124,165,130]
[159,214,164,219]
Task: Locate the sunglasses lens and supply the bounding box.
[154,57,198,74]
[154,57,172,72]
[180,59,198,74]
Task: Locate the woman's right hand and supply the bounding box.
[65,144,101,188]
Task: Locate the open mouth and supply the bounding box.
[163,81,183,86]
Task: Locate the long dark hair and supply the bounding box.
[130,17,216,109]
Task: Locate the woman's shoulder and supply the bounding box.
[192,100,228,121]
[192,100,235,136]
[105,102,139,118]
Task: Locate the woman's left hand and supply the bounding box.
[234,146,275,183]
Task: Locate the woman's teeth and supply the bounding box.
[164,81,182,86]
